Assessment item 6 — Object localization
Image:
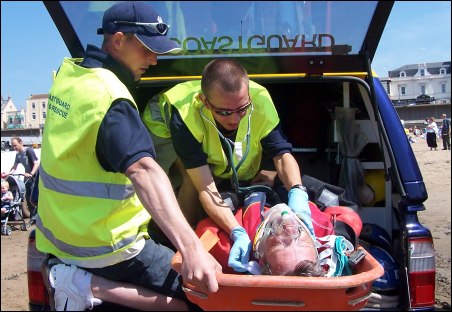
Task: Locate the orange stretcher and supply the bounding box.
[171,230,384,311]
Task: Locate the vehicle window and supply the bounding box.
[60,1,378,58]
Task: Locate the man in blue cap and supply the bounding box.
[37,2,219,310]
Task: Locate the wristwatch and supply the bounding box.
[291,184,307,192]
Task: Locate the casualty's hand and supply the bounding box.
[1,172,7,179]
[288,187,315,235]
[228,226,251,272]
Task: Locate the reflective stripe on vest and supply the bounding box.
[39,165,135,201]
[36,215,139,257]
[142,91,172,139]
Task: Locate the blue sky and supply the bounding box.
[1,1,451,110]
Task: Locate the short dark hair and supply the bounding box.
[11,137,22,144]
[201,59,249,99]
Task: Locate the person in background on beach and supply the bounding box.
[1,137,40,220]
[413,126,421,137]
[441,113,450,150]
[425,117,439,151]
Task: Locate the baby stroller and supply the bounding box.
[1,174,30,236]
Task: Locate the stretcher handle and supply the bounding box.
[171,229,220,273]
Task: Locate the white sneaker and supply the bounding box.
[49,264,102,311]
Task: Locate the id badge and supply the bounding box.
[235,141,243,161]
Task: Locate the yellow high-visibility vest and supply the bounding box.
[37,58,150,268]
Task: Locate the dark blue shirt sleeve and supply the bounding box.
[26,148,39,162]
[260,122,293,158]
[170,109,207,169]
[97,99,156,173]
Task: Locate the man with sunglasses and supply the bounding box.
[36,2,219,311]
[143,58,312,273]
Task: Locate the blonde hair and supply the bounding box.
[1,181,10,189]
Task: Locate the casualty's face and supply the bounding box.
[261,212,318,276]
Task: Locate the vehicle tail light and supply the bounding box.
[408,237,435,308]
[27,234,49,306]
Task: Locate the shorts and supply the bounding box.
[88,238,187,300]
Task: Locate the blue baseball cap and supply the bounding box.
[97,2,181,54]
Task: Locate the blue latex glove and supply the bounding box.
[288,187,315,235]
[228,227,252,273]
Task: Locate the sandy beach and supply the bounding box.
[1,141,450,310]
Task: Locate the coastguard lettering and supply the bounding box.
[171,33,336,55]
[48,94,70,119]
[48,103,68,119]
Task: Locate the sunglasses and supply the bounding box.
[113,20,170,35]
[206,98,252,117]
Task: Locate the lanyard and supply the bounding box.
[199,104,280,201]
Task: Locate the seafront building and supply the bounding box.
[380,61,451,127]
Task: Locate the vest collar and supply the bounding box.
[81,44,136,89]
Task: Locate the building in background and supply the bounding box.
[1,95,25,130]
[1,94,48,131]
[24,94,48,130]
[1,94,46,147]
[380,61,451,127]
